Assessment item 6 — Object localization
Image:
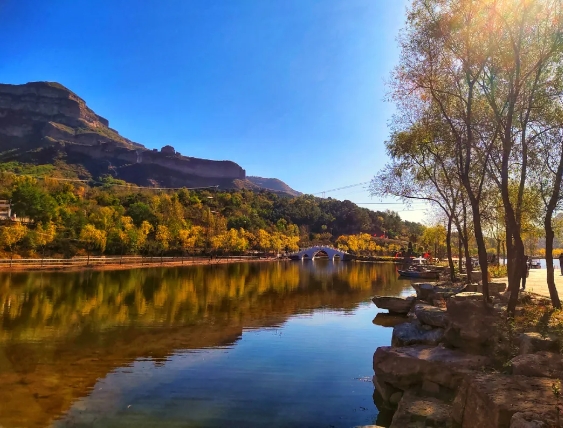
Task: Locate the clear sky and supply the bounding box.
[0,0,428,222]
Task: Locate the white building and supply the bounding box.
[0,200,11,220]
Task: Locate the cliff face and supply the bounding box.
[0,81,249,187]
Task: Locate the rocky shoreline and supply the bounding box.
[371,281,562,427]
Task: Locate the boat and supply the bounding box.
[397,269,440,279]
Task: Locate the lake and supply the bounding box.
[0,261,412,428]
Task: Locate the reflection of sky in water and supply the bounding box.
[55,304,391,428]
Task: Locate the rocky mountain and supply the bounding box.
[247,176,301,196]
[0,81,299,195]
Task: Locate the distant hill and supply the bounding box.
[246,176,301,196]
[0,81,298,196]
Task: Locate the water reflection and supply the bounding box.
[0,261,410,428]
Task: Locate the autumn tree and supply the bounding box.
[79,224,107,265]
[0,223,27,266]
[32,221,57,265]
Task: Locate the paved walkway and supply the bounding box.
[495,268,563,298]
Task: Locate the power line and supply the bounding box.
[312,181,371,197]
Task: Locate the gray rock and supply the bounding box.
[414,303,448,328]
[452,374,557,427]
[373,345,491,392]
[510,412,548,428]
[519,332,560,355]
[411,282,437,301]
[372,295,416,314]
[511,351,563,378]
[389,390,454,428]
[392,322,444,347]
[452,292,483,301]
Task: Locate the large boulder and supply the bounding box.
[511,351,563,378]
[390,390,454,428]
[414,303,448,328]
[444,298,499,354]
[392,322,444,347]
[373,345,491,393]
[372,296,416,314]
[452,373,556,428]
[510,412,549,428]
[466,283,507,295]
[519,332,560,355]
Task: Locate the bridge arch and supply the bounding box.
[290,246,349,261]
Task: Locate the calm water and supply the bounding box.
[0,261,412,428]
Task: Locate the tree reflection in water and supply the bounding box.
[0,261,411,428]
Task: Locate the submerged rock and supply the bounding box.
[511,351,563,378]
[414,303,448,328]
[391,322,444,347]
[372,296,416,314]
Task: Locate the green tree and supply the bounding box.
[11,180,58,223]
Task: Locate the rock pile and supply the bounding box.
[371,280,562,427]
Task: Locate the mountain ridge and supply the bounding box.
[0,81,300,196]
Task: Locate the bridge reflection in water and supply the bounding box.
[0,261,411,428]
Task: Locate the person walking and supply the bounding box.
[521,255,529,291]
[559,253,563,276]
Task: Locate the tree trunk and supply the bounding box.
[458,233,463,274]
[545,216,561,308]
[464,186,489,302]
[446,216,455,281]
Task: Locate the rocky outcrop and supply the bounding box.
[451,373,557,428]
[373,345,491,393]
[372,296,416,314]
[391,322,444,347]
[0,81,313,192]
[444,298,499,354]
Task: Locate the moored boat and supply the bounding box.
[397,269,440,279]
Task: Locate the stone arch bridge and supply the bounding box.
[288,246,352,261]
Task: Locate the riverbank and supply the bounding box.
[371,281,563,427]
[0,256,281,272]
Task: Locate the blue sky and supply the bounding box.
[0,0,427,221]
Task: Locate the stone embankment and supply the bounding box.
[371,281,562,427]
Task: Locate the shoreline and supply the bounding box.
[0,257,282,273]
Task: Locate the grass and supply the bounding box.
[489,264,508,278]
